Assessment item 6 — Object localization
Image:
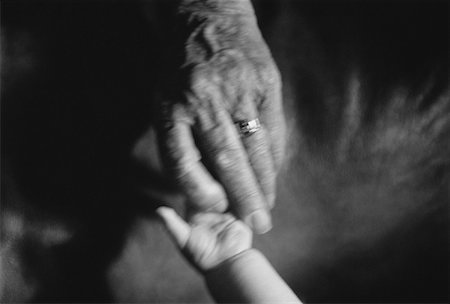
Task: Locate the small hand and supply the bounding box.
[157,206,252,272]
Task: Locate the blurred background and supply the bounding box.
[1,0,448,302]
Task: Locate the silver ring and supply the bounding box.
[235,118,261,137]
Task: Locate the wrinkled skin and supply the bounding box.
[1,0,449,303]
[157,0,285,234]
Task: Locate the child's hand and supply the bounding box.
[156,207,252,272]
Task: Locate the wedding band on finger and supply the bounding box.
[235,118,261,137]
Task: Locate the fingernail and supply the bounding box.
[248,210,272,234]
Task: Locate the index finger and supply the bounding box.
[156,206,191,248]
[158,103,228,213]
[258,65,286,171]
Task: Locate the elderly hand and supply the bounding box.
[156,206,252,272]
[157,0,285,234]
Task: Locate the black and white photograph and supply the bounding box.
[1,0,448,302]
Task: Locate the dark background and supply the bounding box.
[1,0,448,302]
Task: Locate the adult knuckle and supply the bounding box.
[234,189,260,211]
[261,61,281,87]
[194,182,227,210]
[165,150,201,176]
[214,50,250,81]
[216,49,246,66]
[214,147,240,169]
[187,70,215,101]
[246,141,266,159]
[190,68,211,90]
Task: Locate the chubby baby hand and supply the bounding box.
[157,207,252,272]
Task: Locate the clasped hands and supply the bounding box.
[157,0,285,237]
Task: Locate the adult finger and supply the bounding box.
[158,105,228,213]
[156,206,191,248]
[239,124,276,208]
[194,105,272,234]
[258,67,286,171]
[231,93,276,208]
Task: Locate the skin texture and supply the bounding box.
[158,0,285,234]
[156,206,302,303]
[1,0,448,302]
[156,207,251,271]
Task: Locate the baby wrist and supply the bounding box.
[204,248,261,274]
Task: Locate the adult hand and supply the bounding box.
[158,0,285,234]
